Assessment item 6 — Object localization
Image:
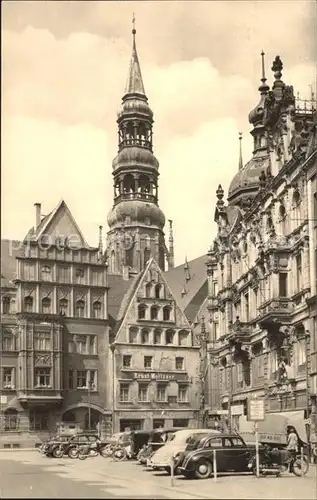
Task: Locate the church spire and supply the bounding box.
[124,14,146,97]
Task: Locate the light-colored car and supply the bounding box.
[148,428,221,473]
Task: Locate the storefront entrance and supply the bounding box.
[120,419,143,432]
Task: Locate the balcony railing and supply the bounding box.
[257,298,293,326]
[17,390,63,405]
[114,192,157,204]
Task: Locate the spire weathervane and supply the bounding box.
[261,50,266,82]
[132,12,136,40]
[259,50,269,95]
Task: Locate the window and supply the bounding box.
[41,297,51,314]
[155,284,161,299]
[75,369,97,389]
[92,301,102,319]
[178,385,188,402]
[165,329,174,344]
[34,332,51,351]
[145,283,152,298]
[4,409,18,431]
[150,306,158,320]
[204,437,223,448]
[123,355,132,368]
[34,368,51,388]
[41,266,52,281]
[279,272,288,297]
[296,253,302,291]
[138,384,148,401]
[59,298,68,315]
[129,328,138,343]
[75,300,85,318]
[144,356,153,369]
[24,263,35,280]
[75,268,85,284]
[138,304,146,320]
[68,370,74,389]
[2,331,14,351]
[213,281,218,296]
[154,329,162,344]
[57,266,69,283]
[119,384,130,402]
[2,297,11,314]
[175,357,184,370]
[173,419,188,428]
[3,368,14,389]
[244,292,249,322]
[91,269,103,286]
[157,384,167,402]
[24,296,33,312]
[214,322,219,341]
[178,330,188,346]
[73,334,96,355]
[298,339,307,367]
[141,329,149,344]
[29,411,49,431]
[163,306,171,321]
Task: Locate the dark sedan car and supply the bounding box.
[178,434,255,479]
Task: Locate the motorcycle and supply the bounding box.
[78,440,109,460]
[248,447,309,477]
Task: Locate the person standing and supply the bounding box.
[286,426,298,471]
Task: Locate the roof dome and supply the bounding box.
[107,200,165,229]
[118,97,153,120]
[112,147,159,170]
[228,153,270,203]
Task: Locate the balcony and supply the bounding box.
[114,192,157,205]
[17,390,63,407]
[227,319,251,345]
[257,298,293,327]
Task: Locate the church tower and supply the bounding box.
[107,20,166,275]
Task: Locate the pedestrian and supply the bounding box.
[286,426,298,472]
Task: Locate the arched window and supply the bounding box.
[138,304,146,320]
[145,283,152,298]
[144,248,151,267]
[163,306,171,321]
[123,174,135,194]
[150,306,158,320]
[139,174,151,194]
[59,298,68,315]
[93,301,102,319]
[141,328,149,344]
[24,296,33,313]
[154,328,162,345]
[2,297,11,314]
[129,327,138,343]
[41,266,52,281]
[75,300,85,318]
[178,329,189,346]
[155,284,161,299]
[279,204,286,218]
[4,408,18,431]
[42,297,51,314]
[165,329,175,345]
[111,250,116,273]
[292,190,300,206]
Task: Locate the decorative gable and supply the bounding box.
[114,258,192,346]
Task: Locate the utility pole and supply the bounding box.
[87,377,93,431]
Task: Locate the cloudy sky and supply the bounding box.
[2,1,316,265]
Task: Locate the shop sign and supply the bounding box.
[231,405,244,416]
[248,398,265,421]
[134,372,176,381]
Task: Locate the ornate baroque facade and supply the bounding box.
[206,55,317,431]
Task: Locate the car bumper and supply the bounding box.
[147,460,168,468]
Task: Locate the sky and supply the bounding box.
[2,0,316,265]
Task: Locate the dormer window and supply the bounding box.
[138,304,146,320]
[41,297,51,314]
[145,283,152,298]
[163,306,171,321]
[150,306,158,320]
[155,284,161,299]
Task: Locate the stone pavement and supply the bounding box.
[0,451,316,499]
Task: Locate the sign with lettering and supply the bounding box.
[133,372,176,381]
[248,398,265,421]
[0,396,8,405]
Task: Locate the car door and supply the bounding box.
[229,437,252,471]
[221,437,237,471]
[201,437,224,471]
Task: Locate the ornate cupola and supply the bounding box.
[227,51,271,208]
[107,18,166,276]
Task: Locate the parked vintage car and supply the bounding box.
[44,432,100,458]
[148,429,221,474]
[42,434,75,457]
[138,428,184,464]
[178,433,256,479]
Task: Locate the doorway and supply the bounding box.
[120,419,143,432]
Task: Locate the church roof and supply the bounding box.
[164,254,208,323]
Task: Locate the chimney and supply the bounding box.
[34,203,41,229]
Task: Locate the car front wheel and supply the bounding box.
[194,459,212,479]
[52,446,64,458]
[68,447,79,459]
